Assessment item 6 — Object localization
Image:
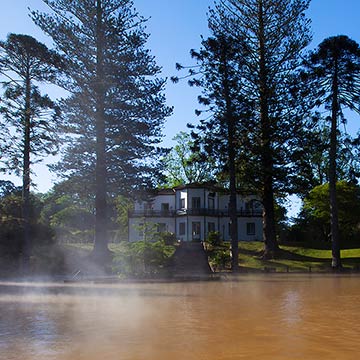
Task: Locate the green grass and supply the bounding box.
[208,241,360,273]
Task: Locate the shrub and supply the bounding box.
[112,240,175,278]
[210,249,230,270]
[206,231,222,246]
[159,231,177,245]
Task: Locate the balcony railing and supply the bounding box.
[129,208,262,218]
[176,208,262,217]
[128,209,176,217]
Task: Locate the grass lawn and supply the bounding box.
[208,241,360,273]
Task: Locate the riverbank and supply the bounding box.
[1,241,360,279]
[66,241,360,274]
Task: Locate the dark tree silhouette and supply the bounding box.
[202,0,312,258]
[181,33,251,271]
[0,33,61,269]
[304,35,360,269]
[32,0,171,259]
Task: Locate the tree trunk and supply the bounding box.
[258,0,279,259]
[93,0,109,259]
[221,40,239,271]
[228,120,239,271]
[329,59,342,269]
[22,73,32,273]
[262,174,278,259]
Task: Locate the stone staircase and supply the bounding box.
[171,242,213,278]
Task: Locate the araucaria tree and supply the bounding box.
[202,0,312,258]
[0,34,61,268]
[31,1,171,258]
[304,35,360,269]
[175,33,251,270]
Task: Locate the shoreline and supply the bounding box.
[2,270,360,286]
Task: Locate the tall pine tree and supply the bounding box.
[0,33,62,269]
[177,33,252,270]
[209,0,311,258]
[304,35,360,269]
[32,0,171,258]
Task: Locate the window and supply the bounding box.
[161,203,170,214]
[192,197,201,209]
[157,223,167,233]
[208,196,215,210]
[161,203,169,211]
[208,222,215,233]
[179,222,186,236]
[246,222,256,236]
[180,198,185,209]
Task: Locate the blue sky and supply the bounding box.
[1,0,360,192]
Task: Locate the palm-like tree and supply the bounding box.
[0,34,62,269]
[305,35,360,269]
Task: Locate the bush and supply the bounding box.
[112,240,175,278]
[159,232,177,245]
[206,231,222,246]
[210,249,230,270]
[0,219,23,258]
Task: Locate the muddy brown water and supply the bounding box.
[0,275,359,360]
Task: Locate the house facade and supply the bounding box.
[128,183,263,242]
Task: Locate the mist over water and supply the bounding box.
[0,275,359,360]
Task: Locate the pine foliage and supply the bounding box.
[31,0,172,195]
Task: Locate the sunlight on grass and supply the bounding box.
[213,241,360,272]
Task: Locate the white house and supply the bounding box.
[128,183,263,242]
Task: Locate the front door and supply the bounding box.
[192,222,201,241]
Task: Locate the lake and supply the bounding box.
[0,275,359,359]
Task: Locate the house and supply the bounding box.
[128,183,263,242]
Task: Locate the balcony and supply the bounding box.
[177,208,262,217]
[128,209,176,218]
[129,208,262,218]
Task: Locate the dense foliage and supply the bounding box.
[0,183,53,259]
[160,131,216,187]
[295,181,360,245]
[112,240,175,278]
[0,33,62,267]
